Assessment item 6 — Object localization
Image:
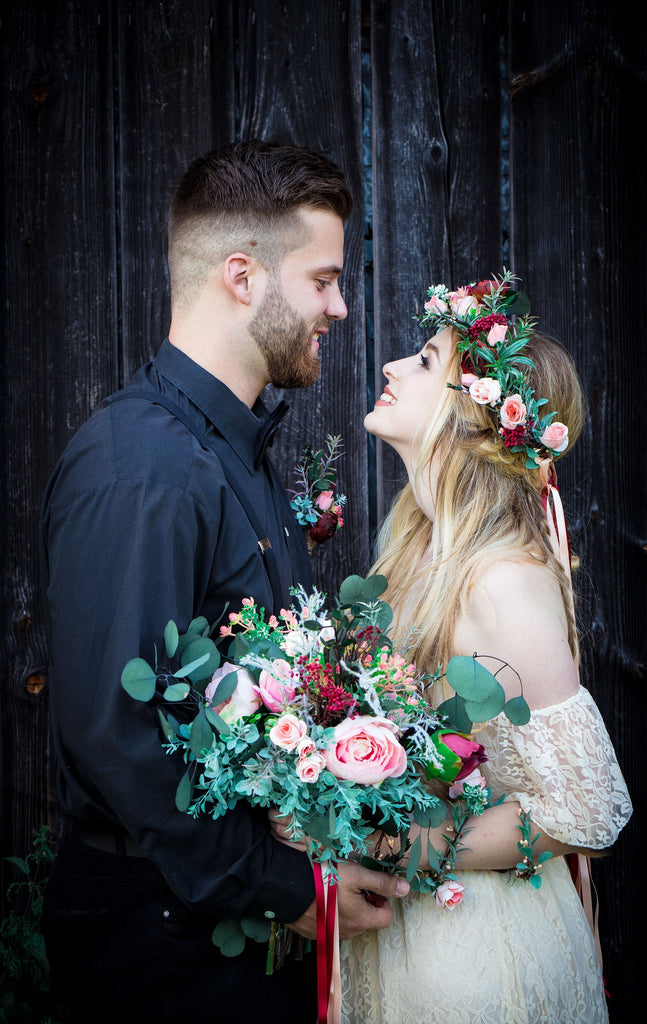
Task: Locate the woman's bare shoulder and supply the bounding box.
[454,558,579,709]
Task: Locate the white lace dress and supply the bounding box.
[340,687,632,1024]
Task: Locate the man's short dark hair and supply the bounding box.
[168,140,353,310]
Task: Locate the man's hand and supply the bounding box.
[287,861,409,940]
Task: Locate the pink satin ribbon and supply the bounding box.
[314,863,341,1024]
[540,459,604,980]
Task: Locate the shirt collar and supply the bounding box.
[152,339,288,470]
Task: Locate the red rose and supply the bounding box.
[309,511,339,544]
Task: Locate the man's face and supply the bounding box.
[249,208,347,389]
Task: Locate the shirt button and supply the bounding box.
[162,910,170,919]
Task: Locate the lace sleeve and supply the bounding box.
[485,687,633,849]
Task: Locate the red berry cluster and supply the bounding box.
[468,312,508,341]
[302,659,356,726]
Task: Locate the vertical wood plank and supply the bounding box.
[370,0,504,526]
[115,0,226,379]
[508,3,645,1018]
[0,0,117,889]
[235,0,367,593]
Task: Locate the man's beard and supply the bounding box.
[249,276,327,389]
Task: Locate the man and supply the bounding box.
[40,141,408,1024]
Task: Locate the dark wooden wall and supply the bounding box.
[1,2,643,1019]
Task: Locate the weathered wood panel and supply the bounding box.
[508,4,645,1017]
[234,0,367,592]
[0,0,118,896]
[116,0,222,379]
[370,0,505,525]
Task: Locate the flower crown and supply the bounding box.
[415,269,569,468]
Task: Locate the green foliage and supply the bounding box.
[0,828,67,1024]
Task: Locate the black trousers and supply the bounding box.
[42,836,317,1024]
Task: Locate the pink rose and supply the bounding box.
[540,421,569,453]
[435,880,464,909]
[257,660,297,712]
[449,290,478,316]
[324,716,407,784]
[469,377,501,406]
[499,394,527,429]
[205,663,262,724]
[461,372,478,388]
[424,295,448,315]
[449,767,488,800]
[487,323,508,346]
[296,750,327,783]
[269,713,307,751]
[315,490,335,512]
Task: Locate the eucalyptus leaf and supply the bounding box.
[338,574,383,605]
[121,658,156,702]
[164,682,191,702]
[188,615,210,635]
[204,706,231,736]
[240,917,273,943]
[503,695,531,726]
[174,651,210,679]
[189,711,214,758]
[212,920,246,957]
[529,874,543,890]
[446,656,500,702]
[538,851,553,864]
[436,695,472,734]
[181,637,220,681]
[464,690,505,722]
[175,771,193,812]
[157,709,175,742]
[406,834,422,883]
[426,840,441,875]
[164,620,179,659]
[210,671,238,707]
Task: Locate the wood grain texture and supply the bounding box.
[370,0,505,524]
[0,2,642,1018]
[0,0,118,893]
[235,0,368,592]
[508,4,645,1017]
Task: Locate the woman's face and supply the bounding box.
[365,327,455,462]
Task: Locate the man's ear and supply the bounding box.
[222,253,264,306]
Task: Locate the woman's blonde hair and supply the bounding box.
[372,330,586,679]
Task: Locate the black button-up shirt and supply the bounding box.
[40,340,315,922]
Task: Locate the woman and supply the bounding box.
[339,274,632,1024]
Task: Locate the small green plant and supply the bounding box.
[0,826,65,1023]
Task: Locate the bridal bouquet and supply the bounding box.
[121,574,534,934]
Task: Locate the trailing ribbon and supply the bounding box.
[540,459,605,984]
[313,862,341,1024]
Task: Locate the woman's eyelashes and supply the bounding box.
[419,353,430,369]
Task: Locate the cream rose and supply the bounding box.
[296,750,327,783]
[269,713,307,751]
[540,421,569,453]
[424,295,448,315]
[205,664,261,724]
[324,716,407,785]
[469,377,501,406]
[435,879,465,909]
[499,394,527,429]
[449,289,477,316]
